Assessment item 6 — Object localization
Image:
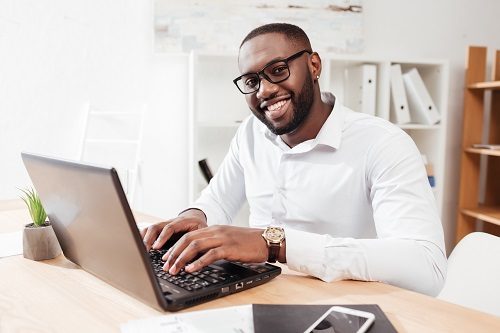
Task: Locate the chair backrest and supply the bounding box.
[438,232,500,316]
[79,103,146,207]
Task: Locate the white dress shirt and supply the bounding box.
[192,93,447,296]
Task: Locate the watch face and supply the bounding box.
[266,227,284,242]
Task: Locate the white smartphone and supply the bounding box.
[303,306,375,333]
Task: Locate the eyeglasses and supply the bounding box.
[233,49,312,94]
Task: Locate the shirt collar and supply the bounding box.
[259,92,345,151]
[314,93,344,150]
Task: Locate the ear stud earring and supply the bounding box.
[316,75,320,79]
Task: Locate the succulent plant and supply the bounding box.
[19,188,47,227]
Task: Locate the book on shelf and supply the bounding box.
[390,64,411,124]
[403,68,440,125]
[344,64,377,116]
[472,143,500,150]
[421,154,435,188]
[426,163,436,188]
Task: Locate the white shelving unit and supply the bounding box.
[188,52,449,226]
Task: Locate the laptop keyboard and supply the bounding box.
[149,249,238,292]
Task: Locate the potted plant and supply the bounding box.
[20,188,61,261]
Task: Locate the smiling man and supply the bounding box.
[142,23,447,296]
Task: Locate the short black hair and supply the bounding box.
[240,23,312,50]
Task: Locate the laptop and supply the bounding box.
[21,152,281,311]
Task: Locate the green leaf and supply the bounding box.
[18,187,47,227]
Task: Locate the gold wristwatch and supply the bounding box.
[262,226,285,263]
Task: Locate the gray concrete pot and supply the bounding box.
[23,222,62,261]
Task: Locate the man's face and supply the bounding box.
[238,33,314,135]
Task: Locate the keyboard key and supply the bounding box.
[149,250,237,292]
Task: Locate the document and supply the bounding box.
[344,64,377,116]
[390,64,411,124]
[0,231,23,258]
[121,304,254,333]
[403,68,440,125]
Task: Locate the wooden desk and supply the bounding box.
[1,200,499,332]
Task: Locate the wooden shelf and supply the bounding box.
[196,121,243,128]
[461,206,500,226]
[467,81,500,90]
[465,147,500,157]
[398,124,440,130]
[85,139,139,144]
[457,46,500,243]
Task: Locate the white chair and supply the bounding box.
[438,232,500,316]
[79,103,146,208]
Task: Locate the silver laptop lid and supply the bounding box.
[21,152,167,310]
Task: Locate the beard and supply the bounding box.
[252,71,314,135]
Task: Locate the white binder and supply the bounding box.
[403,68,440,125]
[344,64,377,116]
[390,64,411,124]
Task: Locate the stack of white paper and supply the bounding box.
[0,231,23,258]
[121,304,254,333]
[403,68,440,125]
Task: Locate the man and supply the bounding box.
[142,23,447,296]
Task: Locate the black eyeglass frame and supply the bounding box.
[233,49,313,94]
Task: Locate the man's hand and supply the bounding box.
[140,209,208,251]
[162,225,269,275]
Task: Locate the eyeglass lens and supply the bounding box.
[237,61,290,93]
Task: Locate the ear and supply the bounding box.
[309,52,322,81]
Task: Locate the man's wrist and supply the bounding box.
[277,239,286,263]
[264,239,286,263]
[178,208,207,223]
[261,226,286,263]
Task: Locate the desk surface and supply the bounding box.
[1,199,499,332]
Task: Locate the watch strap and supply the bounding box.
[268,243,280,263]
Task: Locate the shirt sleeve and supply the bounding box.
[285,131,447,296]
[190,126,247,226]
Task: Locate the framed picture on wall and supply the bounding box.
[153,0,363,54]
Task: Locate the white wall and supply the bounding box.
[0,0,189,218]
[1,0,500,251]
